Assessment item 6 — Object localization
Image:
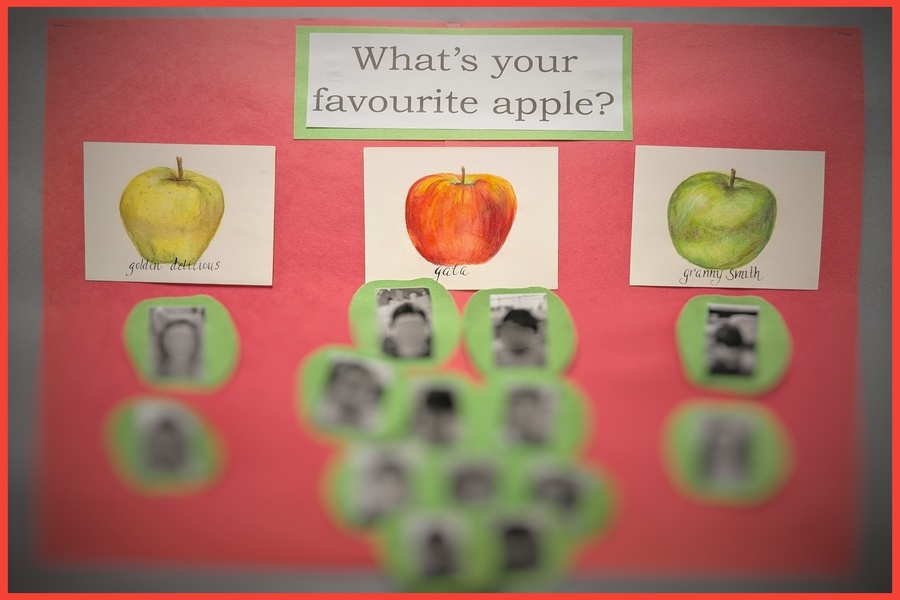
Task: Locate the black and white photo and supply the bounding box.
[531,468,582,517]
[450,461,497,504]
[700,415,754,485]
[149,306,205,380]
[134,401,196,475]
[318,357,390,433]
[410,517,462,579]
[498,519,542,573]
[410,384,459,445]
[377,288,433,359]
[352,446,412,525]
[706,303,759,376]
[505,384,556,446]
[490,293,547,367]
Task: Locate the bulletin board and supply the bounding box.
[37,16,865,581]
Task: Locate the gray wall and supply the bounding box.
[8,7,891,592]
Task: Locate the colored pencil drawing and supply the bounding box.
[120,156,225,266]
[405,166,517,267]
[667,168,777,270]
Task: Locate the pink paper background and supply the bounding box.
[40,19,864,574]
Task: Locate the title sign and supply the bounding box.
[295,27,632,140]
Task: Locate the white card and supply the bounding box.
[364,146,558,290]
[304,31,626,133]
[84,142,276,286]
[630,145,825,290]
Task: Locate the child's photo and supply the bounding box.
[450,461,497,504]
[706,303,759,376]
[353,446,412,525]
[410,384,459,445]
[376,288,433,359]
[505,384,556,446]
[317,357,390,434]
[531,468,582,517]
[133,401,196,475]
[490,293,547,367]
[413,518,462,579]
[149,306,205,380]
[498,519,542,573]
[700,414,754,485]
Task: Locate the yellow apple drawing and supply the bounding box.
[120,156,225,265]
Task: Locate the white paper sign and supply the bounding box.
[84,142,276,286]
[297,27,631,139]
[364,147,558,290]
[630,146,826,290]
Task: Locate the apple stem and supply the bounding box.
[176,156,184,181]
[460,166,466,185]
[729,168,736,188]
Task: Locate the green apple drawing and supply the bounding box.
[667,169,777,270]
[120,156,225,265]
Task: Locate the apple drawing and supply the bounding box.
[120,156,225,265]
[405,166,517,266]
[667,169,777,270]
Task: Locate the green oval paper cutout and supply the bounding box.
[462,287,576,376]
[505,454,618,543]
[123,294,240,393]
[480,371,591,458]
[298,346,410,443]
[325,441,433,531]
[676,294,791,396]
[105,396,224,495]
[348,278,461,369]
[375,507,497,592]
[663,400,793,506]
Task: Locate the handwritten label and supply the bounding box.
[126,258,221,278]
[433,264,469,283]
[678,266,763,286]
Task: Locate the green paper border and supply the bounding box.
[348,278,461,370]
[105,396,224,496]
[662,400,793,507]
[480,371,591,458]
[298,345,411,443]
[294,26,633,140]
[676,295,792,396]
[122,294,240,393]
[463,287,576,376]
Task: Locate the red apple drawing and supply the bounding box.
[405,167,517,266]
